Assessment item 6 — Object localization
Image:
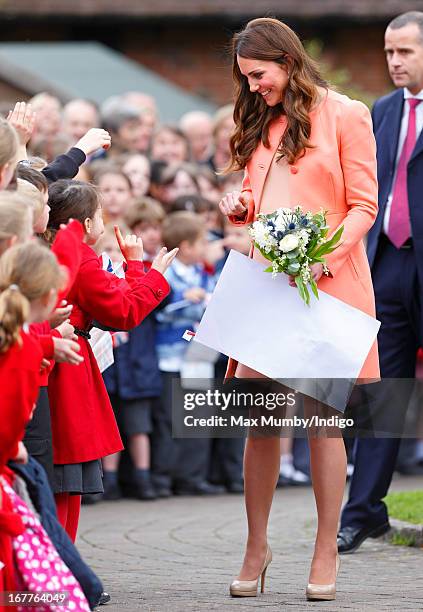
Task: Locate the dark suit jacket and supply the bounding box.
[367,89,423,286]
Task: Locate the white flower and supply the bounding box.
[298,229,310,245]
[279,234,299,253]
[250,222,267,244]
[274,208,296,232]
[250,221,278,253]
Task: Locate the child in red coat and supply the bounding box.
[0,241,66,606]
[46,179,177,540]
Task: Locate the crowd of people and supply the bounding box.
[0,51,423,606]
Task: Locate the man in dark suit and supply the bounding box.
[338,11,423,554]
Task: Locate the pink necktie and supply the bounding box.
[388,98,421,248]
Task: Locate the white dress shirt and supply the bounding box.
[383,88,423,234]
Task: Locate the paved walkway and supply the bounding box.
[78,475,423,611]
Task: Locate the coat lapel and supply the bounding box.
[248,119,286,211]
[387,91,404,166]
[409,105,423,163]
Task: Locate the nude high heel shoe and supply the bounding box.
[306,554,340,601]
[229,547,272,597]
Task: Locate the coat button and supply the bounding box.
[156,289,163,298]
[290,166,298,174]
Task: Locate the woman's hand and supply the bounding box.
[114,226,144,262]
[288,263,324,287]
[151,247,179,275]
[218,190,252,217]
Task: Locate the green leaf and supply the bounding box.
[256,245,276,261]
[310,277,319,299]
[295,275,310,306]
[303,283,311,305]
[287,262,300,274]
[264,266,273,273]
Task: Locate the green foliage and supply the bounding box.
[389,532,417,547]
[384,490,423,525]
[295,274,310,305]
[304,39,376,108]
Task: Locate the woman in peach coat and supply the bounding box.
[219,18,379,602]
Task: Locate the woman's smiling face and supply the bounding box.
[237,56,290,106]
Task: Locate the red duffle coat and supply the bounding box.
[48,243,169,464]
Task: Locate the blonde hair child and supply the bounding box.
[0,192,33,255]
[0,118,19,189]
[0,241,64,352]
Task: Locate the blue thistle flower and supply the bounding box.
[288,222,296,230]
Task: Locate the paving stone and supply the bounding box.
[78,475,423,611]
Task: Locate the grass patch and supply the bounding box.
[389,532,417,547]
[384,490,423,525]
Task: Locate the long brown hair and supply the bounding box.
[227,18,328,171]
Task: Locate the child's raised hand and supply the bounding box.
[7,101,35,145]
[114,225,144,262]
[151,247,179,275]
[75,128,111,156]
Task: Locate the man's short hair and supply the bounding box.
[388,11,423,42]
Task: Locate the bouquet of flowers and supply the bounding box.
[249,206,344,305]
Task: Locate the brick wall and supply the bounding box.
[0,18,393,108]
[122,22,392,107]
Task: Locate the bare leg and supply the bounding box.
[237,435,280,580]
[102,451,121,472]
[129,433,150,470]
[307,405,346,584]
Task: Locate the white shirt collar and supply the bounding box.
[403,88,423,100]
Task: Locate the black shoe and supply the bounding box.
[152,476,172,498]
[337,521,390,554]
[98,591,111,605]
[226,481,244,494]
[173,481,226,496]
[155,486,172,498]
[134,473,157,501]
[102,481,122,501]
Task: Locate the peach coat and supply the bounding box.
[227,88,380,380]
